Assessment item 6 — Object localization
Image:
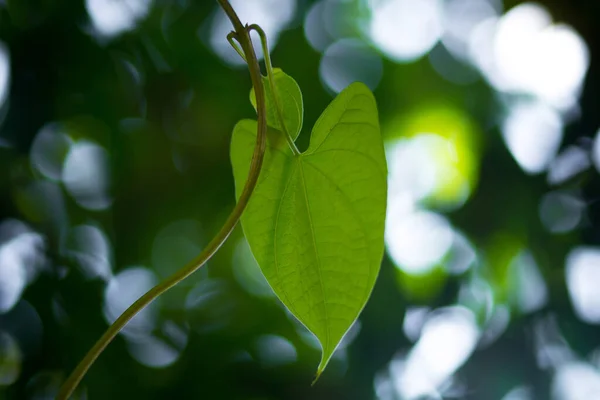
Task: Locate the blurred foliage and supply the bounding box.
[1,0,600,399]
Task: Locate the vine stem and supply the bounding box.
[56,1,268,399]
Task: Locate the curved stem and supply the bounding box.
[56,2,268,399]
[249,24,301,156]
[227,32,246,62]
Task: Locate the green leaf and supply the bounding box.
[250,68,303,140]
[232,81,387,379]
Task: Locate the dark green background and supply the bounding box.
[1,0,600,399]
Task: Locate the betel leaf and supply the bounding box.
[232,82,387,378]
[250,68,303,140]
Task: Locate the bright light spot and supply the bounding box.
[502,385,532,400]
[446,231,477,275]
[62,140,112,211]
[458,277,494,322]
[493,3,553,91]
[509,250,548,313]
[126,334,180,368]
[304,1,332,52]
[162,320,189,349]
[369,0,443,62]
[392,307,479,399]
[255,335,297,367]
[63,224,112,281]
[86,0,152,38]
[0,331,21,385]
[321,0,360,40]
[565,247,600,324]
[386,138,438,205]
[385,106,479,209]
[539,192,584,234]
[208,0,296,65]
[547,146,591,185]
[533,315,572,370]
[126,322,187,369]
[386,134,472,208]
[30,123,72,181]
[471,3,589,109]
[553,362,600,400]
[104,267,158,337]
[467,16,499,82]
[320,38,383,93]
[428,44,479,85]
[385,209,453,275]
[0,221,45,313]
[339,320,362,350]
[442,0,500,60]
[0,42,9,109]
[185,279,235,334]
[232,238,273,298]
[294,324,320,350]
[538,25,589,108]
[0,244,27,314]
[479,305,510,348]
[496,5,588,107]
[403,307,430,342]
[502,101,563,174]
[591,348,600,371]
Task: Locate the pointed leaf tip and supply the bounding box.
[311,370,323,386]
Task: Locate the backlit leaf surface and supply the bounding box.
[250,68,303,140]
[232,81,387,377]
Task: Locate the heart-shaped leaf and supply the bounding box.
[250,68,303,140]
[232,81,387,378]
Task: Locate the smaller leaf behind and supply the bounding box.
[250,68,303,140]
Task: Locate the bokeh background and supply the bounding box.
[1,0,600,398]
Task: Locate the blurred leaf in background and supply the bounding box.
[1,0,600,399]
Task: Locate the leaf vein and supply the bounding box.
[308,95,376,154]
[298,159,330,351]
[273,163,300,314]
[302,160,373,306]
[306,148,386,176]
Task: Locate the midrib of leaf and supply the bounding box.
[297,158,331,353]
[279,84,302,136]
[273,151,376,359]
[267,128,380,355]
[273,161,299,314]
[303,158,373,308]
